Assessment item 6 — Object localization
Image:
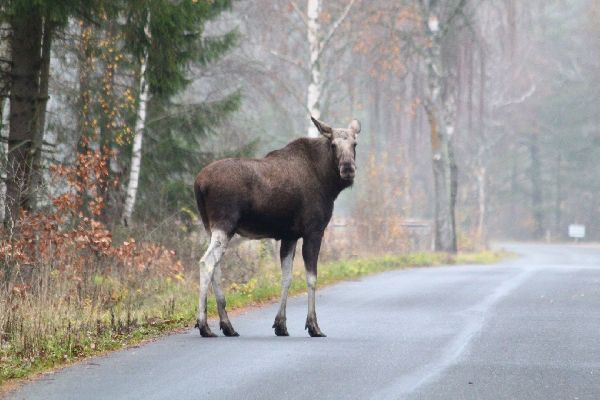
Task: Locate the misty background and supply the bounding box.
[2,0,600,247]
[205,0,600,243]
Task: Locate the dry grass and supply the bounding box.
[0,243,506,385]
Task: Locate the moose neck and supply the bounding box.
[308,138,353,202]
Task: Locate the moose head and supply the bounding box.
[311,116,361,181]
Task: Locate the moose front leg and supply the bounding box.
[302,233,326,337]
[273,239,297,336]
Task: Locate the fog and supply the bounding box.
[3,0,599,248]
[193,0,600,245]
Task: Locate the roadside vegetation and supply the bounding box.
[0,243,505,385]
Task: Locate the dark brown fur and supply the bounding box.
[194,117,360,337]
[194,137,352,241]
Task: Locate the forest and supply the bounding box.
[0,0,599,382]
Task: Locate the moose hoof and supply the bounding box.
[305,319,327,338]
[273,319,289,336]
[308,328,327,338]
[196,320,217,338]
[220,321,240,337]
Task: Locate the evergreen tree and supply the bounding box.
[118,0,240,224]
[0,0,114,225]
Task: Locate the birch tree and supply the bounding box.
[120,0,236,224]
[306,0,322,137]
[301,0,357,137]
[0,102,8,225]
[0,22,10,224]
[122,16,150,226]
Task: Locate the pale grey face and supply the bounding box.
[311,117,361,181]
[330,129,358,181]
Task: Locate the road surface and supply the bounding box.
[6,243,600,399]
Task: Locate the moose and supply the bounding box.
[193,117,361,337]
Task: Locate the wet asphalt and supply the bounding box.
[6,243,600,400]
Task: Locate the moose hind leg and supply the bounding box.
[197,229,229,337]
[212,264,239,337]
[302,234,326,337]
[273,239,297,336]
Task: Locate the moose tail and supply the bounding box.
[194,183,211,236]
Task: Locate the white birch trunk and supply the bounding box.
[0,99,9,224]
[0,23,10,224]
[306,0,322,137]
[122,17,150,225]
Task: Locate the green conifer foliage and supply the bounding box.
[120,0,242,221]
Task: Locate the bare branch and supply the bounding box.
[319,0,358,57]
[289,1,309,28]
[496,84,536,108]
[444,0,468,31]
[269,49,307,71]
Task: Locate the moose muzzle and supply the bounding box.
[340,162,356,180]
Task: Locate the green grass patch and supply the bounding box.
[0,250,506,386]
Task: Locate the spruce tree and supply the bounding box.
[119,0,240,222]
[0,0,115,225]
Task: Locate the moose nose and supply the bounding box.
[340,162,355,180]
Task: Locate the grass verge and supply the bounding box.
[0,250,507,386]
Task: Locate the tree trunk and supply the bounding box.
[77,20,94,141]
[306,0,322,138]
[529,133,544,239]
[0,22,11,225]
[0,24,10,107]
[449,137,458,249]
[426,106,458,253]
[122,16,151,225]
[98,21,120,223]
[476,47,487,243]
[30,18,53,210]
[554,152,562,238]
[475,164,486,242]
[0,100,9,225]
[304,0,355,137]
[5,9,43,225]
[423,10,458,253]
[509,151,518,236]
[370,77,380,151]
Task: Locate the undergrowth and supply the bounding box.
[0,250,506,385]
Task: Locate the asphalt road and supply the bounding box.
[7,243,600,400]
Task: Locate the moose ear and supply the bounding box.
[348,119,361,135]
[311,116,333,139]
